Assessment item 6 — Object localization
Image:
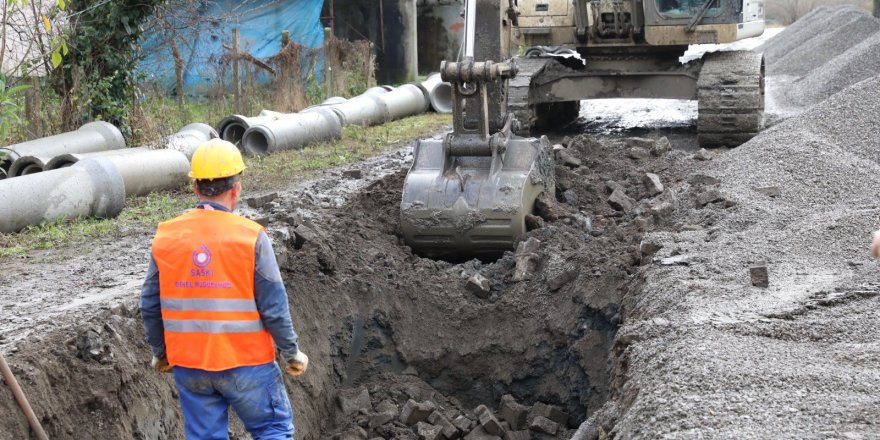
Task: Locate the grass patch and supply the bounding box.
[0,112,451,258]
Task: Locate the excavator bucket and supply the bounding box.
[400,134,555,260]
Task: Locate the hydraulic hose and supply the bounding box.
[0,353,49,440]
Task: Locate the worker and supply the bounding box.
[140,139,308,439]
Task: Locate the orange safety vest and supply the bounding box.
[152,208,276,371]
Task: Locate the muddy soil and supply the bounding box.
[0,126,687,439]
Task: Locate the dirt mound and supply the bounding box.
[784,32,880,107]
[764,6,879,77]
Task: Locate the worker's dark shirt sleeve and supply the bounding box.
[254,230,300,358]
[140,254,166,358]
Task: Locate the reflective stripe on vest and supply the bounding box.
[152,208,276,371]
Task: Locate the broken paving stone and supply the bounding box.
[293,224,319,248]
[628,146,650,160]
[528,416,558,435]
[245,192,279,209]
[368,411,396,428]
[340,389,373,416]
[416,422,444,440]
[649,202,674,223]
[555,149,582,168]
[400,400,436,426]
[643,173,664,196]
[604,180,625,194]
[755,186,781,198]
[466,273,491,298]
[534,192,571,221]
[463,427,502,440]
[504,431,530,440]
[452,415,474,432]
[696,189,725,208]
[750,264,769,288]
[625,137,655,149]
[529,402,569,427]
[342,169,364,179]
[475,405,504,436]
[689,174,721,186]
[547,268,578,291]
[607,188,635,212]
[652,136,672,156]
[427,411,459,439]
[693,148,712,161]
[376,400,399,414]
[499,395,528,430]
[512,238,542,282]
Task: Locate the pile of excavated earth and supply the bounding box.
[2,6,880,440]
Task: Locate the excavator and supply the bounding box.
[401,0,765,259]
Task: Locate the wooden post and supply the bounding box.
[170,37,185,109]
[233,28,242,114]
[323,27,332,97]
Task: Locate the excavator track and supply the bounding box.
[508,57,552,135]
[696,50,765,147]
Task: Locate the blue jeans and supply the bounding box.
[173,362,294,440]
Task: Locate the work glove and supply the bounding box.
[284,351,309,378]
[151,356,173,373]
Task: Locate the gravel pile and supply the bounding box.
[758,6,834,61]
[764,6,879,76]
[784,32,880,107]
[587,75,880,438]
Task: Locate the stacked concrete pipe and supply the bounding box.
[420,73,454,113]
[164,123,219,159]
[0,157,126,233]
[35,148,189,197]
[241,107,343,156]
[0,121,125,178]
[218,114,277,146]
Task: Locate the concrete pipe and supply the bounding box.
[45,147,150,171]
[377,83,431,121]
[0,157,125,233]
[103,149,191,197]
[8,156,52,177]
[242,108,343,156]
[420,73,454,113]
[43,148,189,196]
[0,121,125,178]
[218,114,277,147]
[164,123,219,159]
[321,96,348,105]
[327,93,390,127]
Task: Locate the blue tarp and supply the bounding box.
[138,0,324,93]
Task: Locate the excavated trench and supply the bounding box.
[270,132,680,438]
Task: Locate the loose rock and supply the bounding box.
[643,173,664,196]
[750,264,769,288]
[466,273,491,298]
[608,188,635,212]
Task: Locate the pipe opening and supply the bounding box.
[430,83,454,114]
[222,124,248,147]
[20,164,43,176]
[243,130,271,156]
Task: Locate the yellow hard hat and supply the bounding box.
[189,139,246,180]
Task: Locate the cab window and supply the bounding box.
[657,0,724,17]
